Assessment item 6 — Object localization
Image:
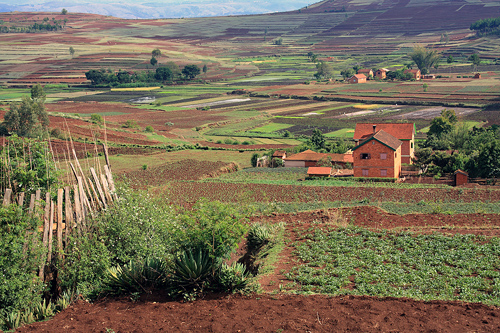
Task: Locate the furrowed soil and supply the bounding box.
[16,294,500,333]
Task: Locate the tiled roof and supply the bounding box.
[285,150,353,163]
[307,167,332,175]
[353,130,402,151]
[272,150,286,158]
[354,123,415,140]
[285,149,323,161]
[454,169,468,176]
[329,153,353,163]
[404,69,420,74]
[351,74,366,79]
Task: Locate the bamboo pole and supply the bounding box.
[39,193,51,280]
[17,192,25,207]
[65,186,73,240]
[47,201,54,265]
[73,184,82,237]
[57,189,63,256]
[90,167,107,208]
[87,177,103,210]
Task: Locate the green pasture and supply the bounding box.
[134,104,186,112]
[419,121,484,133]
[325,128,355,138]
[250,123,293,133]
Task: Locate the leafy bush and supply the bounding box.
[247,223,272,252]
[0,205,45,317]
[178,199,248,259]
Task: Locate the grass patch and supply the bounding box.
[250,123,293,133]
[325,128,355,138]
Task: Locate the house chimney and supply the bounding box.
[373,125,376,133]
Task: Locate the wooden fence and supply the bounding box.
[1,146,117,281]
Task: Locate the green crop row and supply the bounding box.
[286,226,500,305]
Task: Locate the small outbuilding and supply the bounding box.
[272,150,287,160]
[348,74,367,84]
[307,167,332,178]
[474,73,481,79]
[454,169,468,186]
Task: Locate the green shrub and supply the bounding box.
[178,199,248,259]
[247,223,272,252]
[0,205,45,317]
[145,125,154,133]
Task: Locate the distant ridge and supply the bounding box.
[0,0,313,19]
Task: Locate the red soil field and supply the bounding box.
[16,293,500,333]
[161,181,500,205]
[15,206,500,333]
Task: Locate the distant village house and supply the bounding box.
[404,69,421,80]
[307,167,332,178]
[348,74,366,84]
[375,68,388,79]
[284,149,353,168]
[357,69,373,78]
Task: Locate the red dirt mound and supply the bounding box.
[16,293,500,332]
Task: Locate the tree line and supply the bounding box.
[470,17,500,36]
[85,64,201,87]
[414,109,500,180]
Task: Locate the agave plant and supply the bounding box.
[171,248,218,292]
[34,299,55,321]
[4,311,21,330]
[216,262,251,292]
[106,258,168,293]
[247,223,272,252]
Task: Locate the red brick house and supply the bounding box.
[348,74,366,84]
[404,69,421,80]
[375,68,388,79]
[352,130,402,178]
[307,167,332,177]
[353,123,415,164]
[284,149,353,168]
[358,69,373,78]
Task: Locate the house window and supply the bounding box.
[372,141,375,145]
[380,153,387,160]
[395,152,397,158]
[362,169,369,176]
[361,153,371,160]
[380,169,387,177]
[411,142,414,149]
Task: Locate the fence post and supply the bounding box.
[2,188,12,206]
[65,186,73,240]
[57,189,64,256]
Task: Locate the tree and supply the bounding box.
[152,48,162,58]
[273,38,283,45]
[202,64,208,74]
[468,140,500,178]
[3,84,48,137]
[310,128,326,150]
[447,55,454,64]
[69,46,75,57]
[251,153,259,167]
[163,61,181,78]
[150,56,158,67]
[61,8,68,15]
[340,68,354,80]
[182,64,201,80]
[468,53,481,71]
[155,66,173,82]
[314,61,333,79]
[412,147,433,173]
[408,45,440,74]
[427,109,457,139]
[85,69,106,85]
